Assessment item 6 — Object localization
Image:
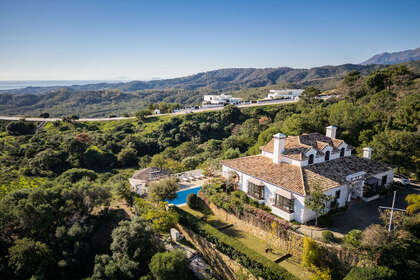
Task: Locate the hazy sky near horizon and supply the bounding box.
[1,0,419,81]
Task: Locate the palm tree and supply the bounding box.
[405,194,420,215]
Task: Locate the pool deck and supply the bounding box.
[178,178,209,191]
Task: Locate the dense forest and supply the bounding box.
[0,62,419,279]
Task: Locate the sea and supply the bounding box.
[0,80,123,91]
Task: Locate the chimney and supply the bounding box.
[273,133,286,164]
[326,125,337,139]
[363,147,372,159]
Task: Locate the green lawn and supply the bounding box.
[179,205,311,280]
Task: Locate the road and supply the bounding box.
[0,99,297,122]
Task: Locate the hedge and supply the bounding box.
[175,207,297,280]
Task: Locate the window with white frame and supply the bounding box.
[274,194,294,213]
[248,182,264,200]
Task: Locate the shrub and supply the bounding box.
[310,264,331,280]
[302,237,319,268]
[149,250,193,280]
[321,231,335,243]
[187,193,198,209]
[343,265,396,280]
[343,230,362,247]
[6,121,36,135]
[361,224,389,248]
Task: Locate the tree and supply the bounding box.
[6,120,36,135]
[135,109,151,122]
[8,238,53,279]
[149,154,166,170]
[39,112,50,118]
[118,146,138,167]
[57,168,98,183]
[406,194,420,215]
[149,250,192,280]
[305,183,332,226]
[301,237,319,268]
[135,199,179,233]
[147,177,178,202]
[110,217,161,276]
[298,87,321,107]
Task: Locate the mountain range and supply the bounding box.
[0,63,384,96]
[361,47,420,65]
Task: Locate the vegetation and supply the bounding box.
[0,61,419,279]
[304,184,333,226]
[149,250,194,280]
[301,237,320,268]
[343,265,396,280]
[147,177,179,202]
[321,231,335,243]
[343,230,362,247]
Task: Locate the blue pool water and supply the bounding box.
[166,186,202,206]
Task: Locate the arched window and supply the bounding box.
[340,147,345,157]
[325,151,330,161]
[308,154,314,165]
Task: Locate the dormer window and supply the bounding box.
[325,151,330,161]
[340,148,345,157]
[308,154,314,165]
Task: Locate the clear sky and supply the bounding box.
[1,0,419,81]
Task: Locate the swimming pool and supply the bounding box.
[166,186,202,206]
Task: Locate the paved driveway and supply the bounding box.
[328,185,420,234]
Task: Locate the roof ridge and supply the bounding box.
[299,165,307,196]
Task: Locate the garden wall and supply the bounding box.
[177,224,258,280]
[198,192,360,271]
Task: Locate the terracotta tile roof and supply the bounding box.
[222,155,307,195]
[259,133,351,161]
[222,155,393,196]
[303,156,393,188]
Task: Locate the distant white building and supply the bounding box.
[266,89,304,100]
[203,94,242,105]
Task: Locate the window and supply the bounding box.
[308,154,314,165]
[335,190,341,199]
[274,194,294,213]
[325,151,330,161]
[381,175,387,186]
[340,148,345,157]
[248,182,264,200]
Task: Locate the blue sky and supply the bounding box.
[0,0,419,80]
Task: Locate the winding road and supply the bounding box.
[0,99,298,122]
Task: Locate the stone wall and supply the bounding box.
[200,193,360,271]
[177,224,258,280]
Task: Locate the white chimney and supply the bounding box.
[363,147,372,159]
[326,125,337,139]
[273,133,286,164]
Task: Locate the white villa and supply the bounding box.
[266,89,304,100]
[221,126,394,224]
[203,94,242,105]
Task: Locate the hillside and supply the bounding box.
[361,47,420,65]
[0,63,388,117]
[1,63,384,96]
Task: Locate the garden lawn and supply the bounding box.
[179,205,311,280]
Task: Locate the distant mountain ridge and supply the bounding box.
[361,47,420,65]
[0,63,384,96]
